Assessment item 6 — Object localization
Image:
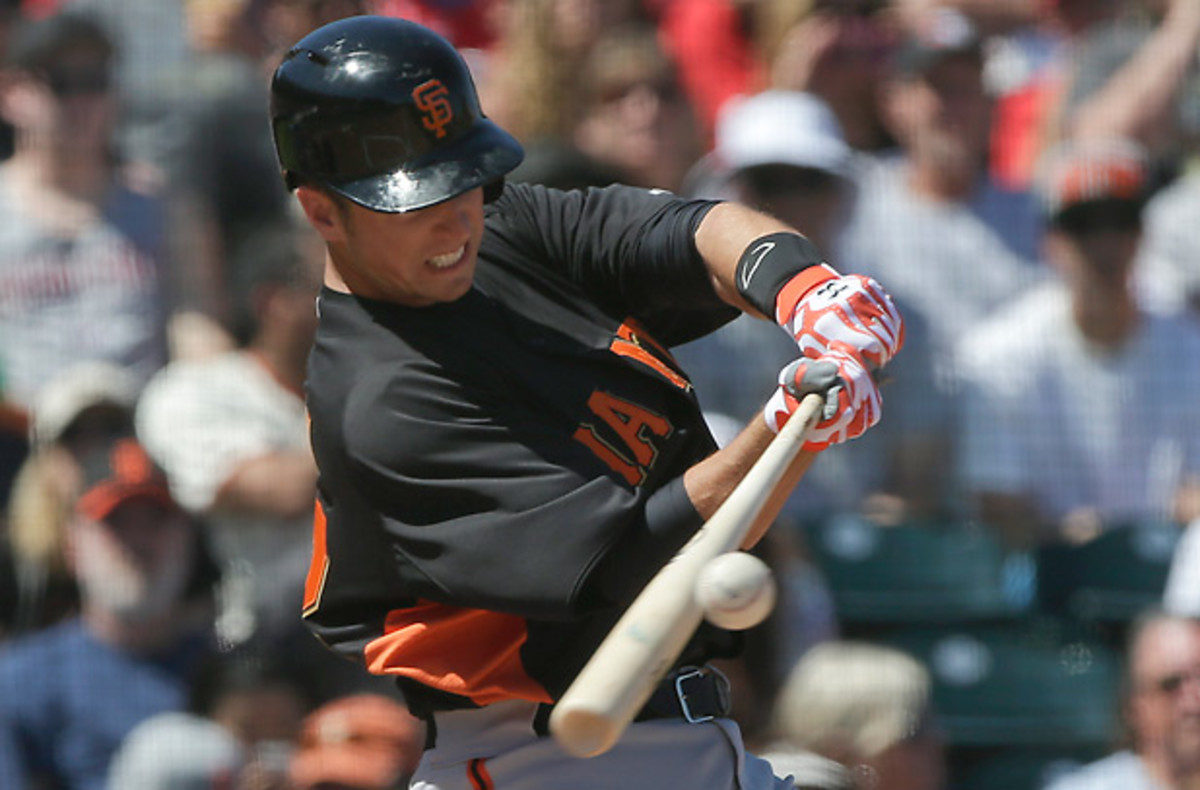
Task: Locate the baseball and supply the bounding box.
[694,552,777,631]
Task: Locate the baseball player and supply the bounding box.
[270,16,904,790]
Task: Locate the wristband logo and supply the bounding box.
[413,79,454,139]
[739,241,775,291]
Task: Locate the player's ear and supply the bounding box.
[295,185,347,244]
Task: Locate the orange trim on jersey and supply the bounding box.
[611,320,691,391]
[302,500,330,617]
[468,758,495,790]
[774,264,839,324]
[618,319,673,360]
[363,602,552,706]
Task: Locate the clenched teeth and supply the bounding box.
[429,245,466,269]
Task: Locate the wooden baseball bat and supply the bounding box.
[549,392,825,758]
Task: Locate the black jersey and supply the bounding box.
[302,183,742,718]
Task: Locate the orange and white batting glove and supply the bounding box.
[763,343,882,452]
[779,273,905,369]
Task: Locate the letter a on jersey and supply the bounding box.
[573,390,672,486]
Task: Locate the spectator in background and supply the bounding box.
[1052,0,1200,181]
[890,0,1047,36]
[107,711,247,790]
[0,436,216,789]
[186,645,315,789]
[684,90,856,253]
[974,0,1126,190]
[374,0,495,49]
[0,0,21,160]
[837,6,1044,367]
[58,0,189,170]
[2,361,136,635]
[761,640,946,790]
[659,0,897,154]
[136,217,319,652]
[1133,153,1200,316]
[261,0,371,65]
[141,0,316,356]
[288,693,425,790]
[478,0,645,146]
[0,11,171,419]
[657,0,760,147]
[956,140,1200,550]
[571,22,702,193]
[758,0,897,154]
[1046,609,1200,790]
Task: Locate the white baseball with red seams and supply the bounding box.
[694,552,777,631]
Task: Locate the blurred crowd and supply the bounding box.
[1,0,1200,788]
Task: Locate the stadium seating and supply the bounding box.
[877,618,1120,748]
[1036,520,1179,623]
[801,515,1030,625]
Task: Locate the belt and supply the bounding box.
[634,665,732,723]
[427,665,734,746]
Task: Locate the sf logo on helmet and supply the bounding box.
[413,79,454,139]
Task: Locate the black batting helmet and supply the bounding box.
[269,15,524,213]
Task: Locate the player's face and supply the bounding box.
[314,187,485,307]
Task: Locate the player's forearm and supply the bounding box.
[682,415,796,549]
[692,201,807,319]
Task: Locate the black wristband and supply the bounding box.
[734,232,826,317]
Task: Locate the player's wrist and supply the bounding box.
[733,232,838,323]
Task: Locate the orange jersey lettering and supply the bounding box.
[573,390,672,485]
[610,319,691,391]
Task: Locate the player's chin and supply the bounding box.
[422,253,475,298]
[430,266,476,304]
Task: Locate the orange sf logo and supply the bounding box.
[413,79,453,138]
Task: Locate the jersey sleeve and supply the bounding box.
[483,182,738,346]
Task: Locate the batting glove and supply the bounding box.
[763,343,882,451]
[780,273,905,370]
